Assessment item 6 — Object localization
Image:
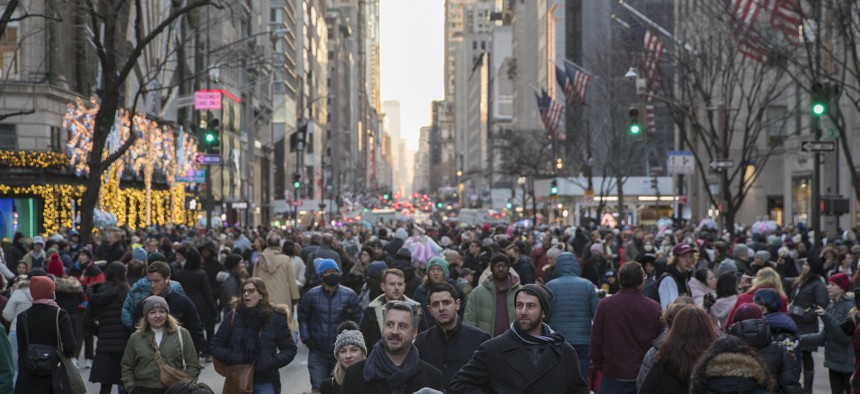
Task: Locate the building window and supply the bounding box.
[0,124,17,149]
[0,22,19,80]
[792,177,811,226]
[766,105,788,146]
[50,127,62,151]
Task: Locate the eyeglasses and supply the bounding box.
[242,288,258,295]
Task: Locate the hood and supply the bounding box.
[480,271,520,291]
[394,228,409,240]
[256,248,283,274]
[728,319,771,349]
[764,312,798,335]
[216,271,232,283]
[702,352,774,391]
[55,276,83,294]
[390,258,416,281]
[554,252,581,277]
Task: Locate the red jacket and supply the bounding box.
[724,285,787,331]
[590,287,663,380]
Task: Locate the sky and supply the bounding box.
[379,0,444,151]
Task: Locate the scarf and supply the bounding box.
[33,298,60,308]
[508,321,565,345]
[237,305,268,357]
[362,341,420,394]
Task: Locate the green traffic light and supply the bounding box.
[812,103,826,116]
[383,194,390,200]
[551,186,558,195]
[293,181,301,189]
[629,124,641,135]
[204,131,217,144]
[506,203,512,209]
[436,202,443,208]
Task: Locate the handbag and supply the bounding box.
[213,309,258,394]
[151,330,189,388]
[788,303,808,317]
[22,311,56,377]
[53,310,87,394]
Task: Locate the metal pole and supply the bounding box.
[718,104,728,235]
[205,6,213,231]
[812,116,821,253]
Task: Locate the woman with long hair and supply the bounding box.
[88,261,132,394]
[725,267,789,329]
[121,295,200,394]
[710,272,740,330]
[320,321,367,394]
[690,336,777,393]
[216,254,248,313]
[210,278,298,394]
[343,247,373,294]
[639,306,717,393]
[790,257,828,392]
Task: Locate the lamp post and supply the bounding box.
[293,94,334,228]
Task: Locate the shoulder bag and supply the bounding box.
[212,309,257,394]
[151,329,189,388]
[22,310,56,377]
[52,309,88,394]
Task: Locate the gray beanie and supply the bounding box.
[334,329,367,357]
[755,250,771,262]
[142,295,169,316]
[546,247,563,260]
[716,259,739,277]
[733,244,749,261]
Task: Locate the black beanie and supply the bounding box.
[490,253,512,267]
[225,254,243,271]
[516,283,554,320]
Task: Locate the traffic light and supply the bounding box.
[628,106,641,135]
[201,118,221,152]
[436,202,443,209]
[550,179,558,196]
[811,81,840,117]
[203,130,218,145]
[506,200,513,209]
[292,173,301,189]
[383,192,390,201]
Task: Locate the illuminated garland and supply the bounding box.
[0,184,85,235]
[0,150,71,169]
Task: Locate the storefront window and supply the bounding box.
[792,177,811,226]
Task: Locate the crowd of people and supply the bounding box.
[0,220,856,393]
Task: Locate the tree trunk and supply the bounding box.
[78,90,120,244]
[616,176,625,227]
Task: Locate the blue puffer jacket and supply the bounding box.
[121,277,185,328]
[545,252,598,345]
[298,285,363,354]
[210,305,298,384]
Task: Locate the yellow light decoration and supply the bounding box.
[0,150,71,169]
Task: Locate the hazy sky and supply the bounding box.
[379,0,444,150]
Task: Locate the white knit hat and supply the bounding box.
[334,330,367,357]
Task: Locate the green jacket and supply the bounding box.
[463,275,521,336]
[121,326,201,392]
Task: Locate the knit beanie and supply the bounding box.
[733,303,764,322]
[516,283,554,320]
[46,248,59,257]
[143,295,170,316]
[333,329,367,357]
[29,276,55,300]
[426,257,449,278]
[148,252,167,264]
[716,259,738,277]
[830,273,851,293]
[316,258,340,275]
[490,253,511,267]
[47,254,65,277]
[132,247,148,262]
[590,243,604,255]
[733,244,750,261]
[225,254,243,271]
[755,250,771,262]
[546,247,562,260]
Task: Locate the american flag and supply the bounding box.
[770,0,802,43]
[732,0,767,62]
[535,88,563,138]
[643,30,664,89]
[556,63,591,106]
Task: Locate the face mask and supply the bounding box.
[322,274,340,286]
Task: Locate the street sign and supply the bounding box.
[195,154,222,165]
[668,151,695,174]
[194,90,222,110]
[177,169,206,183]
[801,140,835,152]
[678,195,688,204]
[710,160,735,169]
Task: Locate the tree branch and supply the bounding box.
[0,108,34,122]
[0,0,19,40]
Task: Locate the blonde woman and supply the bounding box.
[724,267,789,330]
[121,296,200,394]
[320,321,367,394]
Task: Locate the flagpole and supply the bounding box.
[618,0,696,54]
[563,59,593,78]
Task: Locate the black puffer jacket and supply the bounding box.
[87,281,131,353]
[789,277,827,335]
[728,319,802,394]
[175,268,218,324]
[297,285,363,354]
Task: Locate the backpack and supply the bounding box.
[644,273,670,302]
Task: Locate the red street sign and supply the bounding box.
[678,195,688,205]
[194,91,222,110]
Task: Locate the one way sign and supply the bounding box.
[668,151,695,175]
[801,140,835,153]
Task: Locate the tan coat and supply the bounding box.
[255,247,301,305]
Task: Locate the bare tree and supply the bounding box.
[495,129,554,224]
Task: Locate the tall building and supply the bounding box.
[325,9,357,213]
[383,100,406,194]
[272,0,300,219]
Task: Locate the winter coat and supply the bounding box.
[448,328,588,394]
[800,296,854,373]
[636,331,666,392]
[389,256,421,299]
[210,305,298,385]
[87,281,131,353]
[789,277,827,335]
[96,240,126,264]
[463,275,522,337]
[728,319,802,394]
[131,287,206,356]
[414,320,490,392]
[22,251,45,270]
[512,255,536,285]
[639,359,689,394]
[305,246,343,289]
[174,268,217,324]
[545,252,599,345]
[359,294,424,351]
[340,358,443,394]
[462,250,490,287]
[54,276,84,320]
[120,326,200,393]
[297,285,362,354]
[710,294,738,331]
[726,286,788,330]
[0,326,12,393]
[591,287,663,380]
[411,279,466,327]
[689,276,715,306]
[255,247,301,306]
[2,283,31,333]
[215,270,242,313]
[5,242,25,272]
[121,277,185,328]
[14,304,75,394]
[690,352,776,394]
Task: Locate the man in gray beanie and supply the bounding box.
[450,283,587,393]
